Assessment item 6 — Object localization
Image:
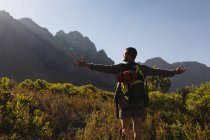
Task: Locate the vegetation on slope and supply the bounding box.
[0,77,209,139]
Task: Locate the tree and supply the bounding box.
[147,66,171,93]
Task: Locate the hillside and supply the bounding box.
[0,77,209,139]
[0,11,210,91]
[143,57,210,90]
[0,11,115,90]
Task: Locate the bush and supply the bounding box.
[1,77,210,139]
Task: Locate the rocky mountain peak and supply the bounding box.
[97,49,107,57]
[67,31,83,38]
[55,30,67,37]
[0,10,12,18]
[19,17,36,26]
[144,57,172,69]
[19,17,53,38]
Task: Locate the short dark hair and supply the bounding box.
[125,47,137,60]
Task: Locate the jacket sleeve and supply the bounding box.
[89,63,122,75]
[141,65,175,77]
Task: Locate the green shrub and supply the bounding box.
[1,77,210,139]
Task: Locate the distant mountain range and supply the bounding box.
[143,57,210,90]
[0,11,210,91]
[0,11,115,90]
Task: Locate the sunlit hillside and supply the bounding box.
[0,77,209,139]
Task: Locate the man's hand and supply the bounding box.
[175,65,186,75]
[75,57,90,68]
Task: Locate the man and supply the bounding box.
[75,47,185,140]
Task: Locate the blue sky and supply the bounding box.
[0,0,210,66]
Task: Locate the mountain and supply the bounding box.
[19,17,54,41]
[19,17,114,65]
[144,57,172,69]
[143,57,210,90]
[1,11,209,91]
[0,11,115,90]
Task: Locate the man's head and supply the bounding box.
[123,47,137,62]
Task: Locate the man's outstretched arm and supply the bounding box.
[142,65,186,77]
[75,57,91,68]
[75,57,121,75]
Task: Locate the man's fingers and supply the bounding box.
[177,65,182,69]
[175,65,186,74]
[75,57,87,67]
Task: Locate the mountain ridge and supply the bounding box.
[0,11,115,90]
[143,57,210,90]
[0,11,210,91]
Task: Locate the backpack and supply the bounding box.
[116,64,149,107]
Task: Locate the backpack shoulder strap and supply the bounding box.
[135,64,145,80]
